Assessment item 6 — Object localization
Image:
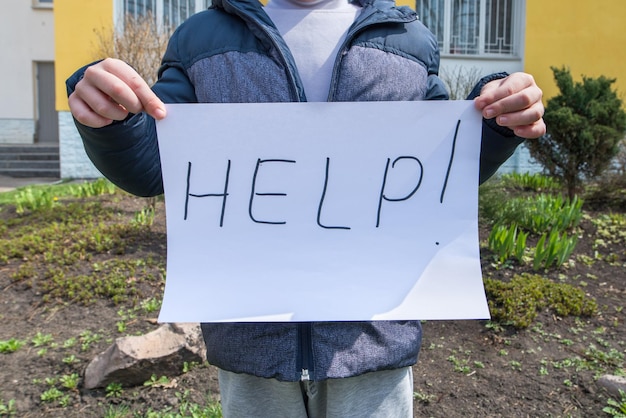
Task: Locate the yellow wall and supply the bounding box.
[54,0,113,110]
[525,1,626,102]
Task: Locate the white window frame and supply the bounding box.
[416,0,524,58]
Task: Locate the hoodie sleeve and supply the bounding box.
[65,28,197,197]
[467,72,525,184]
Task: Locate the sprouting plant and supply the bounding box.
[509,360,522,371]
[533,230,578,270]
[0,339,26,354]
[413,390,436,404]
[62,355,79,365]
[60,373,80,390]
[70,178,118,198]
[103,404,131,418]
[14,187,58,214]
[132,206,155,227]
[62,338,77,349]
[0,398,16,416]
[143,374,171,388]
[500,172,562,192]
[79,330,102,351]
[140,297,161,314]
[494,194,584,235]
[40,387,64,403]
[31,332,54,347]
[603,390,626,417]
[105,382,124,398]
[487,223,528,264]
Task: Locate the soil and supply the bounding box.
[0,191,624,417]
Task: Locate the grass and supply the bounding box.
[1,175,625,417]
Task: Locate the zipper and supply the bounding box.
[223,0,306,102]
[297,322,313,381]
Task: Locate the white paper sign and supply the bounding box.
[156,101,490,322]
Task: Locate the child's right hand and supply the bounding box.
[68,58,166,128]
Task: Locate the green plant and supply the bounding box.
[140,297,161,314]
[79,330,102,351]
[413,390,436,404]
[0,398,16,416]
[70,178,118,198]
[105,382,124,398]
[60,373,79,390]
[62,355,79,365]
[527,66,626,199]
[40,387,64,403]
[103,404,130,418]
[484,273,598,328]
[604,390,626,417]
[143,374,171,388]
[497,194,583,235]
[533,229,579,270]
[0,339,25,354]
[14,187,57,214]
[31,332,54,347]
[132,206,155,227]
[500,172,562,192]
[487,223,527,264]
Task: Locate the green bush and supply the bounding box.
[527,66,626,199]
[484,273,597,328]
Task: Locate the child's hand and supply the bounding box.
[474,72,546,139]
[68,58,166,128]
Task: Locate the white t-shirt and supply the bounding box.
[264,0,361,102]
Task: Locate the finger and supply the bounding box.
[99,59,166,120]
[74,79,131,122]
[84,63,145,115]
[476,73,536,105]
[495,102,545,130]
[68,92,114,128]
[512,119,547,140]
[487,87,543,120]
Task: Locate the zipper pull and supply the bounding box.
[301,369,310,381]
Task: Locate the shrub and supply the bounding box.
[527,67,626,199]
[484,273,597,328]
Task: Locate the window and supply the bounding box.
[33,0,53,8]
[119,0,211,29]
[416,0,522,57]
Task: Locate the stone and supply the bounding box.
[83,323,206,390]
[597,375,626,399]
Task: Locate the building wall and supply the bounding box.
[55,0,114,178]
[525,1,626,101]
[0,1,55,143]
[55,0,114,112]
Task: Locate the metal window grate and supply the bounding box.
[122,0,210,28]
[416,0,518,56]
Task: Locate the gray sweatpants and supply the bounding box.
[218,366,413,418]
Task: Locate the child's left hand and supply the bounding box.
[474,72,546,139]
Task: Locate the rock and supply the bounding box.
[83,323,206,390]
[597,375,626,399]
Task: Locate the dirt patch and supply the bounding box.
[0,192,624,417]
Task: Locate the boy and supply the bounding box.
[67,0,545,415]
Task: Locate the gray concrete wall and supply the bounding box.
[59,111,102,179]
